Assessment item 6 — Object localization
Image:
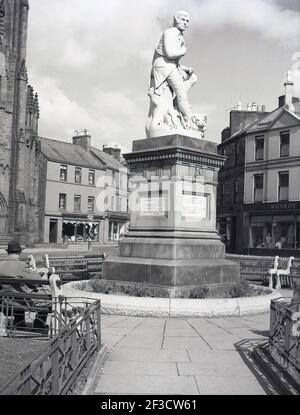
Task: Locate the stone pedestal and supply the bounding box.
[103,134,239,293]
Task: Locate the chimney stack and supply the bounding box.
[284,71,295,112]
[247,103,251,111]
[72,130,91,152]
[237,102,242,111]
[103,144,121,162]
[251,102,257,112]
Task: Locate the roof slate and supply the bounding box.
[91,147,125,171]
[39,137,105,170]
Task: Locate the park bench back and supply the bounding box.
[44,254,104,280]
[227,254,300,287]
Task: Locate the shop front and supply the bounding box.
[61,214,102,243]
[244,201,300,256]
[107,211,130,242]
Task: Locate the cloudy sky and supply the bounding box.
[26,0,300,151]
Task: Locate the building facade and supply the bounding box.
[40,134,129,245]
[244,100,300,251]
[0,0,41,245]
[217,75,300,254]
[217,106,269,252]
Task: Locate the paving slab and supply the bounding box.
[87,313,273,395]
[103,327,135,336]
[94,374,199,395]
[195,375,266,395]
[164,327,199,337]
[226,327,269,340]
[107,347,190,363]
[200,334,241,350]
[103,361,178,376]
[107,318,146,328]
[188,349,248,364]
[128,326,165,335]
[116,334,163,349]
[207,318,251,329]
[178,362,255,377]
[162,336,211,350]
[141,318,166,328]
[165,319,192,328]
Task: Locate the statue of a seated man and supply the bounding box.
[146,10,207,138]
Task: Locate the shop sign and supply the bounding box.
[245,201,300,212]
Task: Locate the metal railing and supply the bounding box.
[269,298,300,376]
[0,298,101,395]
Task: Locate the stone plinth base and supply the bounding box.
[119,236,225,260]
[103,256,239,289]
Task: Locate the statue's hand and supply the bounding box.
[186,67,194,75]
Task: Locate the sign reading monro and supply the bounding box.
[244,201,300,212]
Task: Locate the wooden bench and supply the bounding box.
[44,254,105,281]
[0,276,64,336]
[232,255,300,288]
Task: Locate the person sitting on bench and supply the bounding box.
[0,240,51,329]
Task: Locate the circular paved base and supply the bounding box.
[63,282,281,318]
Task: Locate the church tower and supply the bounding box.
[0,0,40,246]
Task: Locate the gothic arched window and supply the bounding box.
[0,0,5,40]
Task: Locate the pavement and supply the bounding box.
[86,289,293,395]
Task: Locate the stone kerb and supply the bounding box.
[63,282,281,318]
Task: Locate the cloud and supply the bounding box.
[291,52,300,97]
[188,0,300,47]
[27,0,300,147]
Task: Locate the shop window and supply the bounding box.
[280,131,290,158]
[274,222,294,249]
[74,195,81,212]
[278,172,289,201]
[59,193,66,210]
[88,170,95,185]
[75,167,82,184]
[109,221,119,241]
[233,180,238,203]
[60,165,67,182]
[62,221,99,243]
[255,136,264,160]
[88,196,94,212]
[254,174,263,202]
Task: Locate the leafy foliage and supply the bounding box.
[228,279,256,298]
[189,286,210,299]
[75,280,169,298]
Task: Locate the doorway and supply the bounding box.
[49,219,58,243]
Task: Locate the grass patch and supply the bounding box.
[0,337,48,390]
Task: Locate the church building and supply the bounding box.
[0,0,41,246]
